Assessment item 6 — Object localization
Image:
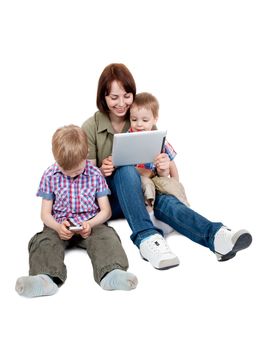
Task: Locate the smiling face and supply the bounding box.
[105,80,134,120]
[129,105,158,132]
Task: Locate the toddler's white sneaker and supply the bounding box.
[139,234,180,269]
[214,226,252,261]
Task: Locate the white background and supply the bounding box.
[0,1,263,349]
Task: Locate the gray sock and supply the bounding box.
[100,269,138,291]
[15,274,58,298]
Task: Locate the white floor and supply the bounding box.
[4,208,263,350]
[1,1,263,349]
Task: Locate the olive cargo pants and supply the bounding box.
[28,224,129,285]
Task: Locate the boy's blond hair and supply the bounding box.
[132,92,159,119]
[52,125,88,170]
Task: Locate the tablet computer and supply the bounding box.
[112,130,167,166]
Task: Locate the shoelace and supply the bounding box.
[146,236,172,254]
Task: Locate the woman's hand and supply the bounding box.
[100,156,115,177]
[57,220,74,240]
[155,153,170,177]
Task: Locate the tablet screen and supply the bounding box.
[112,130,167,166]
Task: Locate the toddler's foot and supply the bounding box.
[140,233,180,269]
[15,274,59,298]
[214,226,252,261]
[149,211,174,235]
[100,269,138,291]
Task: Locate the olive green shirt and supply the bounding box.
[81,111,130,168]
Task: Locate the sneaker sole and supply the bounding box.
[217,232,252,262]
[140,254,180,270]
[156,263,180,270]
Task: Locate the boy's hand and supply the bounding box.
[101,156,115,177]
[79,221,92,239]
[57,220,74,240]
[155,153,170,176]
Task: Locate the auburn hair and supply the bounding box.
[96,63,136,114]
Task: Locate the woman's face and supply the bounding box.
[105,80,133,119]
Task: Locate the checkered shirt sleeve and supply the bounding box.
[36,167,55,200]
[95,170,111,197]
[163,140,177,160]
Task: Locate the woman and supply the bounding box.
[82,63,252,269]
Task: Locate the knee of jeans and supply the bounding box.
[115,165,139,179]
[155,193,183,211]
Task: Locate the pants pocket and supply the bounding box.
[28,231,43,252]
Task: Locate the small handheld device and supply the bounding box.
[69,226,83,232]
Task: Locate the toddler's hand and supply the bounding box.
[155,153,170,176]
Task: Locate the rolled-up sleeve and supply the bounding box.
[36,172,55,200]
[82,117,97,161]
[95,173,111,198]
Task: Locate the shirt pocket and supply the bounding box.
[80,188,97,213]
[53,187,69,214]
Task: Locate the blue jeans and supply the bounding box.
[154,194,223,251]
[106,166,163,247]
[107,166,223,251]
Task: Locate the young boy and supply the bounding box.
[129,92,189,234]
[15,125,137,297]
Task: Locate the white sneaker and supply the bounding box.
[139,234,180,269]
[214,226,252,261]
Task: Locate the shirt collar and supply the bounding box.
[97,112,130,134]
[52,160,89,177]
[53,163,63,175]
[83,160,90,176]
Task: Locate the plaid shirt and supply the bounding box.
[128,128,177,171]
[37,160,110,225]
